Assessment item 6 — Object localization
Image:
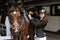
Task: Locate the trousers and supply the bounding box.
[34,36,46,40]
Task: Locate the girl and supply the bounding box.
[28,8,48,40]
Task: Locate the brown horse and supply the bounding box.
[8,7,29,40]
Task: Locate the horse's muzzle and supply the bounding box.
[15,29,19,33]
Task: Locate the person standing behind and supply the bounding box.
[16,0,26,14]
[28,8,48,40]
[16,0,29,23]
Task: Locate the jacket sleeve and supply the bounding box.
[30,19,39,27]
[30,17,48,28]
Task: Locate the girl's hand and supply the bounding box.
[28,15,32,19]
[40,13,45,20]
[28,11,33,19]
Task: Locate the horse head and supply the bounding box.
[9,7,23,33]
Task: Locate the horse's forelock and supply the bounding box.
[9,9,18,15]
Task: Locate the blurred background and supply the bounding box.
[0,0,60,40]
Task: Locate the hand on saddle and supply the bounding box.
[28,11,33,19]
[28,15,32,19]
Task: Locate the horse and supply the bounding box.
[8,6,35,40]
[8,7,30,40]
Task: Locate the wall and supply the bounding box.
[43,6,50,15]
[44,16,60,32]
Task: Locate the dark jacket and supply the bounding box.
[30,17,48,37]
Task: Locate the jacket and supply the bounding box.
[30,17,48,37]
